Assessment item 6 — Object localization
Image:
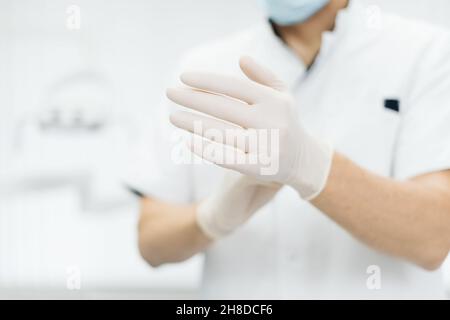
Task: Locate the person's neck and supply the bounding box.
[275,0,349,67]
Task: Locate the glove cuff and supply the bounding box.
[196,172,282,240]
[196,199,228,240]
[288,137,334,201]
[195,173,262,240]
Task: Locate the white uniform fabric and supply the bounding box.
[125,2,450,299]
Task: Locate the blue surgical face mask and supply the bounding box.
[260,0,330,26]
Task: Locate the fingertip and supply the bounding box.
[166,87,177,100]
[167,87,191,104]
[239,55,252,63]
[180,72,196,86]
[239,55,253,70]
[169,110,190,128]
[168,112,178,126]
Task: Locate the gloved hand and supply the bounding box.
[167,56,333,200]
[196,171,281,240]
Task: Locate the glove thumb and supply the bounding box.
[239,55,286,92]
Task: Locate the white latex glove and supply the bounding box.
[196,171,281,240]
[167,56,333,200]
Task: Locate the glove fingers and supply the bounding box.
[170,110,250,153]
[179,71,271,104]
[167,87,254,128]
[188,134,260,175]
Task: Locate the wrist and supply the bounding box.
[287,137,334,200]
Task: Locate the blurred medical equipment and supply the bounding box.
[14,71,113,147]
[6,70,134,211]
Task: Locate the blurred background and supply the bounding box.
[0,0,449,299]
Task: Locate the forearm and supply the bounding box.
[312,152,450,270]
[138,197,211,267]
